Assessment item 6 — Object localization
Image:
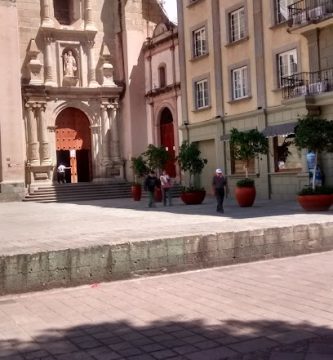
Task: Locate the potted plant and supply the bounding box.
[294,115,333,211]
[230,128,268,207]
[177,141,208,205]
[131,155,148,201]
[143,144,170,202]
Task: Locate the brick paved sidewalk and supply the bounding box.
[1,251,333,360]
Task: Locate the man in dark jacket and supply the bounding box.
[212,168,227,213]
[144,170,159,207]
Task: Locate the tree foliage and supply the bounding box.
[294,115,333,190]
[131,156,148,184]
[143,144,169,172]
[177,141,207,190]
[230,128,268,178]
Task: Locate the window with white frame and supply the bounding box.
[192,27,206,57]
[275,0,293,24]
[278,49,297,87]
[195,79,209,109]
[232,66,248,100]
[230,7,245,42]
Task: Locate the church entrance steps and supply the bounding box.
[23,182,132,203]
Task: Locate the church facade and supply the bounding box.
[0,0,173,200]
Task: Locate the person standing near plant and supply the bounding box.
[160,170,172,206]
[212,168,227,213]
[144,170,159,208]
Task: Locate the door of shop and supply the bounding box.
[160,108,176,177]
[55,107,92,183]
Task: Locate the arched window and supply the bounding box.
[159,65,166,88]
[54,0,71,25]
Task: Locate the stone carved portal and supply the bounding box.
[55,107,92,183]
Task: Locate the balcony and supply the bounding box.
[282,67,333,99]
[288,0,333,30]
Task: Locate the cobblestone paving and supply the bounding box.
[1,251,333,359]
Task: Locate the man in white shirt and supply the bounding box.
[57,164,69,184]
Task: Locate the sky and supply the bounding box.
[162,0,178,23]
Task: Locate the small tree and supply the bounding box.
[177,141,207,190]
[294,115,333,190]
[131,156,148,185]
[143,144,170,174]
[230,128,268,182]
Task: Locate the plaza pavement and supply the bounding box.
[0,251,333,359]
[0,196,332,295]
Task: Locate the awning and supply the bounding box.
[262,122,297,137]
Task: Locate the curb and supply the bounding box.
[1,222,333,295]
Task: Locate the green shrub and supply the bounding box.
[298,186,333,196]
[236,178,255,188]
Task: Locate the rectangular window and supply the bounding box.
[232,66,248,100]
[230,7,245,42]
[273,135,302,172]
[193,27,206,57]
[195,79,209,109]
[275,0,293,23]
[278,49,297,87]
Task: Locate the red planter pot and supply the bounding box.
[181,191,206,205]
[235,186,256,207]
[154,187,162,202]
[297,194,332,211]
[131,184,142,201]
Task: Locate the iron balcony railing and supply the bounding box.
[288,0,333,27]
[282,67,333,99]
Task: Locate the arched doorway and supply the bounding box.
[160,107,176,177]
[55,107,92,183]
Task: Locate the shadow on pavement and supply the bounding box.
[1,318,332,359]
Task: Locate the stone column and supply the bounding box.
[41,0,54,27]
[44,35,55,86]
[25,103,39,165]
[85,0,96,31]
[90,124,100,179]
[36,103,51,165]
[110,101,121,162]
[100,103,111,163]
[87,40,98,87]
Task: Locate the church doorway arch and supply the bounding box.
[55,107,92,183]
[160,107,176,177]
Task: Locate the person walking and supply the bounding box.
[160,170,172,206]
[212,168,227,213]
[144,170,159,208]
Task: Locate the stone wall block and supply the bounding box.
[148,239,168,269]
[167,238,184,266]
[130,241,149,272]
[234,231,251,248]
[3,255,28,293]
[110,243,130,278]
[26,252,49,289]
[278,227,294,243]
[48,250,71,286]
[264,228,280,244]
[293,224,309,242]
[184,236,201,254]
[249,229,265,247]
[264,243,282,259]
[217,232,235,250]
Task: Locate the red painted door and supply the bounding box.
[160,122,176,177]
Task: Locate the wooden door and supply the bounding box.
[160,108,176,177]
[56,108,91,183]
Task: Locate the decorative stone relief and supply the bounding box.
[27,39,42,86]
[100,44,115,87]
[62,49,78,86]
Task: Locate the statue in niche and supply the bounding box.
[63,50,77,77]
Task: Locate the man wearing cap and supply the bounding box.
[212,168,227,213]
